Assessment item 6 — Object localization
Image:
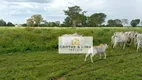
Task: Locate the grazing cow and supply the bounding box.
[84,44,108,63]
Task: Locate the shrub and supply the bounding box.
[0,28,140,53]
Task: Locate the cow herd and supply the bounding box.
[84,31,142,63]
[111,31,142,52]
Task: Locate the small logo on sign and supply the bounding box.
[72,38,80,46]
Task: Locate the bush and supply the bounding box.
[0,28,141,53]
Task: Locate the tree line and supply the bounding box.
[0,19,15,26]
[0,5,142,27]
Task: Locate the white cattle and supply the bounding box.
[111,32,124,46]
[124,31,139,46]
[133,32,140,47]
[112,32,129,49]
[84,44,108,63]
[136,34,142,52]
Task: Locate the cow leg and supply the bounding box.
[90,53,95,63]
[84,53,90,62]
[137,44,139,52]
[104,52,106,59]
[113,42,117,49]
[123,42,126,49]
[99,54,102,59]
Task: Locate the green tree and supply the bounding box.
[22,23,27,27]
[78,14,87,27]
[114,19,122,24]
[130,19,140,27]
[87,17,97,27]
[31,14,43,27]
[7,22,14,26]
[55,21,60,27]
[48,22,57,27]
[0,19,6,26]
[107,19,116,27]
[63,17,72,27]
[64,5,86,27]
[40,20,48,27]
[107,19,123,27]
[26,18,34,27]
[121,19,128,26]
[88,13,106,27]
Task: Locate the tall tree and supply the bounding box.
[63,17,72,27]
[64,5,86,27]
[114,19,122,24]
[31,14,43,27]
[55,21,60,27]
[88,13,106,27]
[79,14,87,27]
[121,19,128,26]
[26,18,34,27]
[130,19,140,27]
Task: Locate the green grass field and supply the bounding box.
[0,27,142,80]
[0,50,141,80]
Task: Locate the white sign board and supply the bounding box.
[58,35,93,54]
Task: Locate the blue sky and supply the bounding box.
[0,0,142,24]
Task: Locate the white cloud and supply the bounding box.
[0,0,142,24]
[47,0,71,9]
[5,0,52,3]
[8,2,39,9]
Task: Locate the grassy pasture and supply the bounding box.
[0,27,142,53]
[0,27,141,80]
